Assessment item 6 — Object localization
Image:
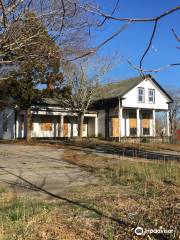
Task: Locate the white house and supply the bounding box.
[0,75,173,141]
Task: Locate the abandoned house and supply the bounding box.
[0,75,173,141]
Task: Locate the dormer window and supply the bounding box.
[138,87,145,103]
[149,89,155,103]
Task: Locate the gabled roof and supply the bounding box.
[93,74,173,102]
[93,75,146,101]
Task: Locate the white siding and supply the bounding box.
[122,78,170,110]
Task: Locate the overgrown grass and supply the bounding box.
[62,149,180,239]
[0,192,55,240]
[97,159,180,196]
[0,150,179,239]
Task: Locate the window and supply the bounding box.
[142,111,150,136]
[129,111,137,136]
[130,128,137,136]
[143,128,150,136]
[138,87,145,103]
[148,89,155,103]
[40,115,52,131]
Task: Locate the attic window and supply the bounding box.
[138,87,145,103]
[148,89,155,103]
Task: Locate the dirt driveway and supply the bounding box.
[0,144,98,196]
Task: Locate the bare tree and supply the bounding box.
[68,2,180,74]
[61,57,115,137]
[1,1,179,73]
[0,0,97,141]
[0,1,96,72]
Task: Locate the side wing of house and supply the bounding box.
[30,111,89,138]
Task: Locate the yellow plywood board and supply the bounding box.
[40,116,52,131]
[130,118,137,128]
[111,117,120,137]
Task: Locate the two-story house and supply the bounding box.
[93,74,173,140]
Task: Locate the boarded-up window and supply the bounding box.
[63,117,69,137]
[142,112,151,135]
[129,112,137,135]
[40,115,52,131]
[142,112,151,128]
[129,112,137,128]
[111,117,119,137]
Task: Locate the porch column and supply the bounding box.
[16,113,20,139]
[152,110,156,137]
[60,115,64,137]
[166,110,170,137]
[137,109,141,137]
[95,116,98,137]
[118,98,123,141]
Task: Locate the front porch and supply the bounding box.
[15,110,98,139]
[108,108,170,140]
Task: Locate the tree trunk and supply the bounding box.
[78,112,85,138]
[26,108,31,141]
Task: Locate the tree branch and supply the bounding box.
[98,0,120,27]
[140,20,158,68]
[172,28,180,41]
[172,28,180,49]
[127,59,180,74]
[68,21,131,61]
[82,5,180,23]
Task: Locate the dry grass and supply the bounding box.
[62,149,180,239]
[0,143,179,239]
[0,191,81,240]
[63,149,180,194]
[0,182,179,240]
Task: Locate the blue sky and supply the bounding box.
[92,0,180,90]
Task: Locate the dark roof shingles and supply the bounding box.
[93,75,146,101]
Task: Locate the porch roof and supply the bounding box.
[34,97,65,107]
